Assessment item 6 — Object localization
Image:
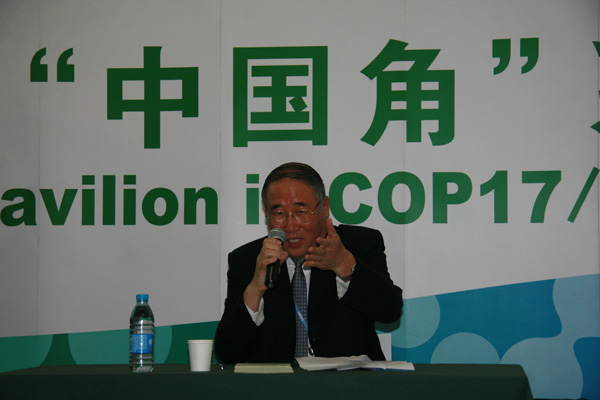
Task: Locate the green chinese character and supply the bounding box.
[361,39,455,146]
[107,47,198,149]
[233,46,327,147]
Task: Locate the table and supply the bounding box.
[0,363,534,400]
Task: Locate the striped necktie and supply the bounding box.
[292,258,308,357]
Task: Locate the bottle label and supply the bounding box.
[130,333,154,354]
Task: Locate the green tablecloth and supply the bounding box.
[0,363,534,400]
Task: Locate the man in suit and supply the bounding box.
[214,162,403,364]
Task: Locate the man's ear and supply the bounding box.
[322,196,330,218]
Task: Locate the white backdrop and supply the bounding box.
[1,1,599,398]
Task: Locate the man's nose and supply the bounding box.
[283,214,300,230]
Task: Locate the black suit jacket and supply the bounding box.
[214,225,403,364]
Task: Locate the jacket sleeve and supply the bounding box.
[214,248,260,364]
[338,226,403,323]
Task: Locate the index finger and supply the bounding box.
[325,218,338,238]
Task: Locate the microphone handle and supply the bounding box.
[265,259,281,289]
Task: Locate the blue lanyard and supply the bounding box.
[293,300,314,356]
[294,300,309,332]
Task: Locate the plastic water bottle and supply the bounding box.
[129,294,154,373]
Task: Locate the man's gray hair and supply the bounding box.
[261,162,325,210]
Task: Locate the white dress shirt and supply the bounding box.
[246,258,351,326]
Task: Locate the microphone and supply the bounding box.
[265,228,286,289]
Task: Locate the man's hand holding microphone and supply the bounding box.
[243,229,287,312]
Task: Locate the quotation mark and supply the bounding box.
[492,38,539,75]
[592,42,600,133]
[30,48,74,82]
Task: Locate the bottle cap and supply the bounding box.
[136,294,149,302]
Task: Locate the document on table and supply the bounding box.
[296,355,414,371]
[234,363,294,374]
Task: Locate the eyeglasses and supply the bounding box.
[267,203,321,225]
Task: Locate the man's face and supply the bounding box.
[265,178,329,260]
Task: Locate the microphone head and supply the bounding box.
[268,228,286,244]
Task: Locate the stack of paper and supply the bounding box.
[234,363,294,374]
[296,355,414,371]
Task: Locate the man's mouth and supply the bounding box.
[288,238,301,244]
